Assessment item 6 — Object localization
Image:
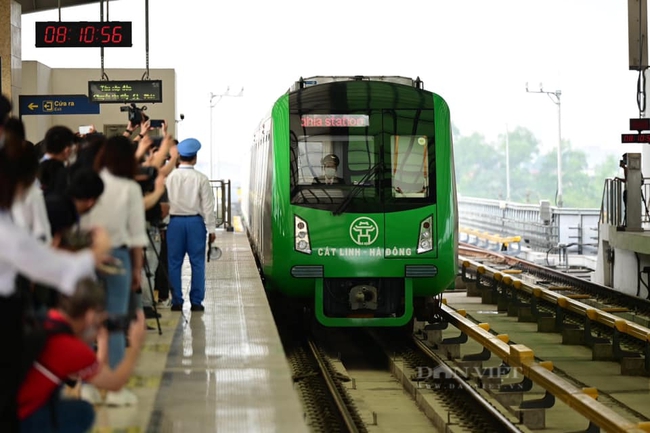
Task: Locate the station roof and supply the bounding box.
[17,0,100,14]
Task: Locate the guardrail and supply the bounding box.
[432,301,650,433]
[209,179,234,232]
[459,226,521,255]
[458,197,599,254]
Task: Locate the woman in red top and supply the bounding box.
[18,279,146,433]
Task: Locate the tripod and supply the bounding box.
[145,226,189,325]
[142,244,162,335]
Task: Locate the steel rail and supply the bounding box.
[307,339,360,433]
[411,335,523,433]
[439,304,650,433]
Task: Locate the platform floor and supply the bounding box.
[90,226,309,433]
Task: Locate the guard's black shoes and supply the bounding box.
[143,306,161,318]
[190,304,204,312]
[171,303,183,311]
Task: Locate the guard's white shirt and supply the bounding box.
[11,180,52,244]
[0,211,95,296]
[80,168,148,248]
[165,164,216,233]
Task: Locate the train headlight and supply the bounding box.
[294,215,312,254]
[417,216,433,254]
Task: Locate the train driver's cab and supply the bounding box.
[289,110,435,213]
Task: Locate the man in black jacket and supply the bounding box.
[38,126,75,197]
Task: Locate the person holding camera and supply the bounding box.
[138,132,178,318]
[18,279,146,433]
[165,138,215,312]
[0,96,112,432]
[79,135,148,407]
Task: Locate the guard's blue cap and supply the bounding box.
[177,138,201,157]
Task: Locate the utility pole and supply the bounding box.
[505,123,511,202]
[209,86,244,180]
[526,83,563,207]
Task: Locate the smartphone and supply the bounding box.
[150,119,164,128]
[78,125,92,134]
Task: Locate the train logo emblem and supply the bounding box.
[349,217,379,246]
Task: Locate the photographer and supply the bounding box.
[0,98,111,431]
[136,127,178,319]
[18,279,146,433]
[79,135,147,407]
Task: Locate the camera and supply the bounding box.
[135,165,157,193]
[120,103,148,124]
[104,292,138,332]
[104,315,133,332]
[60,230,93,251]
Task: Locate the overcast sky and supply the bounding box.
[19,0,645,179]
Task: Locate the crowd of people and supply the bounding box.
[0,93,216,433]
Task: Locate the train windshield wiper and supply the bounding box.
[333,162,382,216]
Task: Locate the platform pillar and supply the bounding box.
[0,0,22,108]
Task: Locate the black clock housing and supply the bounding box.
[35,22,132,48]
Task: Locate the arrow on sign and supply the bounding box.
[28,103,39,110]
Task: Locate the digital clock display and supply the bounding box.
[35,22,132,48]
[88,80,163,104]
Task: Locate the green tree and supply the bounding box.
[453,130,501,199]
[496,127,541,202]
[454,123,614,208]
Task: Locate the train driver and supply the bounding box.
[313,154,345,185]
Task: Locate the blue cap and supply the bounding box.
[177,138,201,157]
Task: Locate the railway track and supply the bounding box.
[272,244,650,432]
[449,244,650,431]
[283,333,367,432]
[367,327,527,433]
[458,244,650,363]
[459,242,650,318]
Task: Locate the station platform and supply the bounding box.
[89,224,309,432]
[443,291,650,432]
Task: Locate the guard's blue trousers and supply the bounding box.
[167,215,207,306]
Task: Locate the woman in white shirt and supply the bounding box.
[80,134,147,406]
[0,112,111,432]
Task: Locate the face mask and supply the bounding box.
[324,168,337,178]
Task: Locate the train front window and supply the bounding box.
[290,135,379,210]
[288,102,436,212]
[390,135,429,198]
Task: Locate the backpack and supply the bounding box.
[19,312,74,386]
[16,274,74,387]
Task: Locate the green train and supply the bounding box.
[241,76,457,327]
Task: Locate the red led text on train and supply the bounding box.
[301,114,369,128]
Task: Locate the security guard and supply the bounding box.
[165,138,216,311]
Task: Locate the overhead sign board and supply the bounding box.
[88,80,163,104]
[19,94,100,116]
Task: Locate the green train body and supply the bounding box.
[241,76,457,327]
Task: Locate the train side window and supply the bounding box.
[390,135,429,198]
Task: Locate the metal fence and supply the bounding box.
[209,180,234,232]
[458,196,600,254]
[600,177,650,227]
